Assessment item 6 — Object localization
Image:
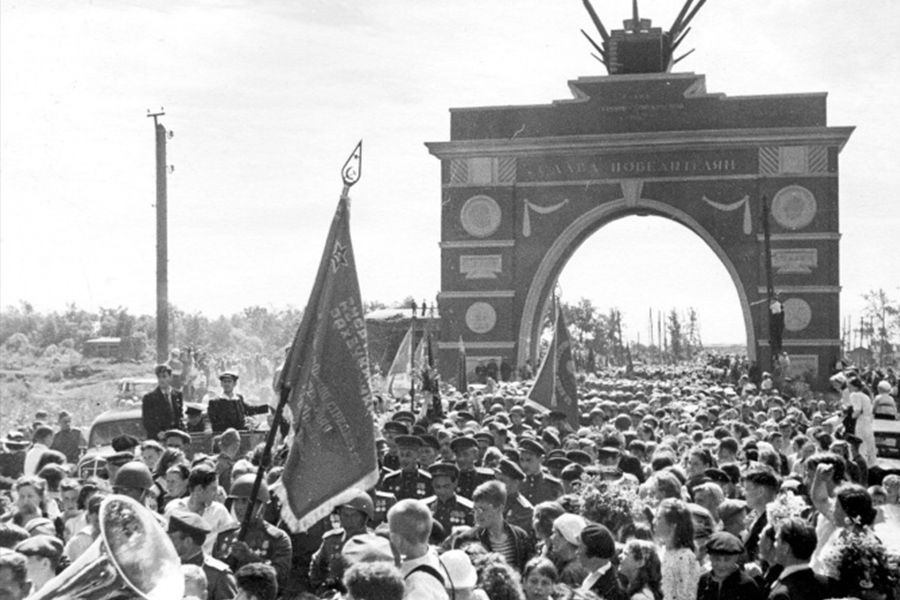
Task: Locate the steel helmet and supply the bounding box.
[338,489,374,521]
[228,474,269,503]
[112,461,154,491]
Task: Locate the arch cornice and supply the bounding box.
[516,196,757,366]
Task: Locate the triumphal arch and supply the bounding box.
[428,5,852,388]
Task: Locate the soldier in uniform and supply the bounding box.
[380,421,407,472]
[418,434,440,468]
[424,463,473,538]
[167,510,238,600]
[379,436,433,500]
[368,487,397,527]
[451,436,494,499]
[213,474,292,591]
[308,489,374,595]
[496,458,534,534]
[185,405,206,433]
[474,432,495,463]
[519,438,564,505]
[508,405,530,437]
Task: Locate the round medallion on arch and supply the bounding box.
[460,195,501,238]
[465,302,497,334]
[772,185,817,230]
[783,297,813,332]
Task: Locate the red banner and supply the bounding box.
[525,306,579,426]
[276,193,378,532]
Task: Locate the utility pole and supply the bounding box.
[148,109,169,363]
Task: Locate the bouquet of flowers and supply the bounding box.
[765,490,809,529]
[824,527,900,600]
[578,475,650,534]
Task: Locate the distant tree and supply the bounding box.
[608,308,625,365]
[667,309,683,361]
[862,288,899,366]
[684,307,702,359]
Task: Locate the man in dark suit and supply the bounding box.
[768,518,833,600]
[142,364,184,441]
[577,523,626,600]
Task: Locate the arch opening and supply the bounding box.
[517,198,756,367]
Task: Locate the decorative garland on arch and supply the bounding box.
[702,195,752,235]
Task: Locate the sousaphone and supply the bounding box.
[28,494,184,599]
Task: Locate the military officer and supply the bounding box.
[424,463,474,537]
[369,488,397,527]
[379,435,433,500]
[213,474,292,591]
[308,489,374,595]
[418,434,440,467]
[168,510,238,600]
[451,436,494,499]
[519,438,564,505]
[380,421,408,472]
[496,458,534,534]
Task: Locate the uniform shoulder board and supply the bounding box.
[418,469,433,480]
[422,495,437,505]
[544,473,562,484]
[517,494,534,509]
[475,467,495,476]
[205,555,232,573]
[456,495,474,508]
[382,469,402,480]
[375,490,397,500]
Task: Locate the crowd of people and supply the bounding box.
[1,355,899,600]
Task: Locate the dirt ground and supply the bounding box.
[0,358,153,433]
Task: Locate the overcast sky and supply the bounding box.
[2,0,898,346]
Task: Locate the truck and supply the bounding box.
[77,404,269,480]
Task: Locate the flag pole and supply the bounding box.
[238,140,362,540]
[550,293,559,408]
[409,300,417,413]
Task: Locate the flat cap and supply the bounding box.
[546,456,573,472]
[705,531,745,555]
[519,438,545,456]
[474,432,494,446]
[429,463,460,480]
[14,534,63,560]
[382,421,408,435]
[419,434,440,451]
[596,446,621,459]
[497,458,525,481]
[565,450,592,466]
[541,430,561,448]
[392,411,415,424]
[560,463,584,482]
[553,513,587,546]
[394,435,423,449]
[105,450,135,466]
[185,405,203,416]
[450,436,479,453]
[111,434,141,452]
[717,499,748,523]
[580,523,616,559]
[163,429,191,444]
[168,510,211,540]
[218,371,239,380]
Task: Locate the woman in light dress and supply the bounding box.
[847,377,877,465]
